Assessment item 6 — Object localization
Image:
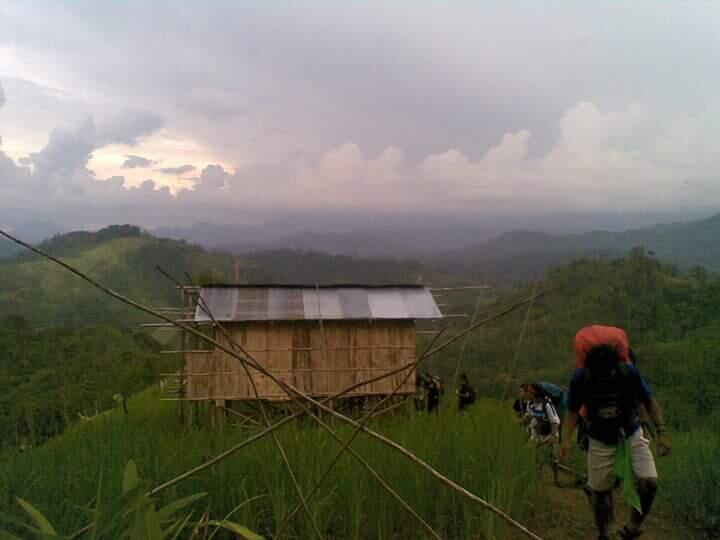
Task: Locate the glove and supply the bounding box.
[656,431,671,457]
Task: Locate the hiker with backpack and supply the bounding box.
[561,326,671,540]
[523,383,562,486]
[456,373,476,411]
[426,373,443,414]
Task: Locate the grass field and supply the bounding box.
[0,389,541,539]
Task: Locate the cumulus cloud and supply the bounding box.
[157,164,196,176]
[122,155,156,169]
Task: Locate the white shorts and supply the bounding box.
[587,430,657,492]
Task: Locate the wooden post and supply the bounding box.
[178,286,186,424]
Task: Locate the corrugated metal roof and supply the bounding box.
[194,286,442,321]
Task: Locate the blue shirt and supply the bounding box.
[567,364,652,445]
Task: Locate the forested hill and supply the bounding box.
[0,319,163,450]
[437,247,720,430]
[433,212,720,282]
[0,225,458,327]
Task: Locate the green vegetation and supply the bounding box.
[0,226,459,328]
[0,317,165,450]
[2,227,719,537]
[431,248,720,428]
[427,247,720,535]
[1,391,537,539]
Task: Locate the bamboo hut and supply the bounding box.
[183,285,443,402]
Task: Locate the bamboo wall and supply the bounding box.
[185,320,416,401]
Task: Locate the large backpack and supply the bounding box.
[467,385,476,405]
[573,325,632,419]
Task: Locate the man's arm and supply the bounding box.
[644,397,665,429]
[634,367,671,456]
[560,410,579,459]
[645,396,671,456]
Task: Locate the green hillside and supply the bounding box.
[0,225,460,328]
[0,318,165,451]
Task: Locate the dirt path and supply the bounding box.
[522,468,703,540]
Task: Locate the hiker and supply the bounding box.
[414,373,428,411]
[523,383,562,486]
[560,344,671,540]
[456,373,476,411]
[426,373,443,414]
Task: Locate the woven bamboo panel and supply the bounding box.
[184,320,416,401]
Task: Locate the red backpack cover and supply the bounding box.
[573,325,631,367]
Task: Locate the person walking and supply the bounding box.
[426,374,442,414]
[560,343,671,540]
[524,383,562,486]
[456,373,476,412]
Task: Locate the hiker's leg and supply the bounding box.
[590,489,613,537]
[587,437,617,536]
[625,477,657,532]
[625,430,659,532]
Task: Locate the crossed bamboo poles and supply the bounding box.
[0,229,548,540]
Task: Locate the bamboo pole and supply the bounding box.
[452,289,484,388]
[501,281,539,402]
[1,227,546,540]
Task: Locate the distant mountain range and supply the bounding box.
[3,212,718,285]
[434,213,720,282]
[153,213,720,278]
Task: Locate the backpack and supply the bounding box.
[467,385,476,404]
[574,325,631,367]
[538,381,565,415]
[573,326,633,418]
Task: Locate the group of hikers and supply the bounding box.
[414,371,476,413]
[514,325,670,540]
[414,324,668,539]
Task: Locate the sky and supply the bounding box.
[1,2,720,231]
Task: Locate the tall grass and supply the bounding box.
[661,415,720,537]
[0,390,539,539]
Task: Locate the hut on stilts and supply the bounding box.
[164,285,443,420]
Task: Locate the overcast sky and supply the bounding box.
[1,2,719,230]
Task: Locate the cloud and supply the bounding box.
[0,82,5,146]
[95,111,164,146]
[122,154,156,169]
[157,164,196,176]
[1,96,719,229]
[6,110,163,185]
